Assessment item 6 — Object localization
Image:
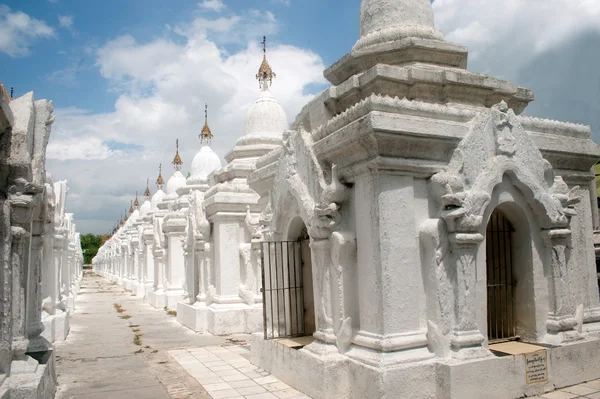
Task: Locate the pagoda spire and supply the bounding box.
[256,36,276,90]
[133,191,140,208]
[172,139,183,171]
[200,103,213,145]
[156,164,165,190]
[144,178,151,199]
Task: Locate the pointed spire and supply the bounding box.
[120,214,124,225]
[256,36,276,90]
[144,178,151,199]
[129,200,134,214]
[133,191,140,208]
[124,209,129,222]
[172,139,183,171]
[200,103,213,145]
[156,164,165,189]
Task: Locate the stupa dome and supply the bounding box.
[139,200,152,216]
[244,89,288,138]
[244,39,288,139]
[166,171,186,195]
[190,145,222,180]
[151,189,166,209]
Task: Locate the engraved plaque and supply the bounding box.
[525,350,548,384]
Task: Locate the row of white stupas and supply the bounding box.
[0,85,83,397]
[93,41,286,334]
[93,0,600,397]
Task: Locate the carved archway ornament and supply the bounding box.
[426,102,582,353]
[255,127,356,353]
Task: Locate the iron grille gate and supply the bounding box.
[486,210,518,342]
[260,240,306,340]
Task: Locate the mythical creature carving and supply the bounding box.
[424,101,584,348]
[430,101,581,233]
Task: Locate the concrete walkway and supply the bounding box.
[55,272,250,399]
[55,272,600,399]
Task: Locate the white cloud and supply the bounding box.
[272,0,291,6]
[47,9,326,233]
[433,0,600,75]
[199,0,225,12]
[58,14,73,29]
[0,5,54,57]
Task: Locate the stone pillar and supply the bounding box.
[0,199,12,375]
[143,237,154,291]
[26,232,49,352]
[542,229,578,335]
[182,239,196,304]
[196,242,208,301]
[164,231,185,307]
[448,232,486,353]
[41,230,56,314]
[309,239,335,344]
[53,233,65,309]
[212,217,243,301]
[10,226,30,360]
[351,173,431,357]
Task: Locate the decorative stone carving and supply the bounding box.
[425,101,585,353]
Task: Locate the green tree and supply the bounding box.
[80,234,107,264]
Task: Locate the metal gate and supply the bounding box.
[486,210,518,342]
[260,240,306,340]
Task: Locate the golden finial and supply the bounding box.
[120,214,124,225]
[172,139,183,171]
[144,178,151,198]
[200,103,213,145]
[133,191,140,208]
[156,164,165,189]
[256,36,276,89]
[124,209,129,222]
[129,200,134,214]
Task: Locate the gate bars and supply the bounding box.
[486,210,518,342]
[260,241,305,340]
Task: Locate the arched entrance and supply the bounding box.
[260,217,315,339]
[486,208,517,342]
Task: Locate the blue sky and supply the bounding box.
[2,0,600,234]
[3,0,359,111]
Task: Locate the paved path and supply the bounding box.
[533,380,600,399]
[55,272,250,399]
[55,272,599,399]
[170,346,310,399]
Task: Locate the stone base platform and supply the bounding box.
[177,302,209,331]
[207,303,262,335]
[165,291,184,310]
[134,282,146,297]
[146,289,166,309]
[251,334,600,399]
[1,351,56,399]
[41,311,70,344]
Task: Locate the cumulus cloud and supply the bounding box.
[47,9,325,233]
[199,0,225,12]
[58,14,73,29]
[0,5,54,57]
[433,0,600,76]
[432,0,600,140]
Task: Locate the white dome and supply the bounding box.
[151,189,166,209]
[166,171,186,195]
[139,200,152,216]
[190,145,222,180]
[244,88,288,138]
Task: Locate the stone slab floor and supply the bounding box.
[55,272,249,399]
[55,272,600,399]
